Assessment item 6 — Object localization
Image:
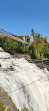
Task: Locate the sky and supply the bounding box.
[0,0,49,42]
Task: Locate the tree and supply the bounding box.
[31,29,35,39]
[35,33,40,39]
[29,37,49,59]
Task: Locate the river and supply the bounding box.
[0,47,49,111]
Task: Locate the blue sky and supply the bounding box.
[0,0,49,42]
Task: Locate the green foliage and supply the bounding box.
[35,33,40,39]
[0,36,49,59]
[21,105,34,111]
[17,109,19,111]
[0,100,12,111]
[30,37,49,59]
[31,29,35,36]
[0,37,29,54]
[0,100,35,111]
[0,100,5,111]
[21,107,28,111]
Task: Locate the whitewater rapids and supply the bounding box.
[0,47,49,111]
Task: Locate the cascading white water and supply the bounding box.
[0,47,49,111]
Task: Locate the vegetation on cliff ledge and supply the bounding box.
[0,31,49,59]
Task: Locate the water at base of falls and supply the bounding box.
[0,47,49,111]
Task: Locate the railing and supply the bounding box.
[0,30,28,44]
[28,59,49,69]
[28,59,49,64]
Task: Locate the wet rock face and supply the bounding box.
[0,47,49,111]
[0,47,4,52]
[0,87,17,111]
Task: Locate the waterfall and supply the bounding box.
[0,47,49,111]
